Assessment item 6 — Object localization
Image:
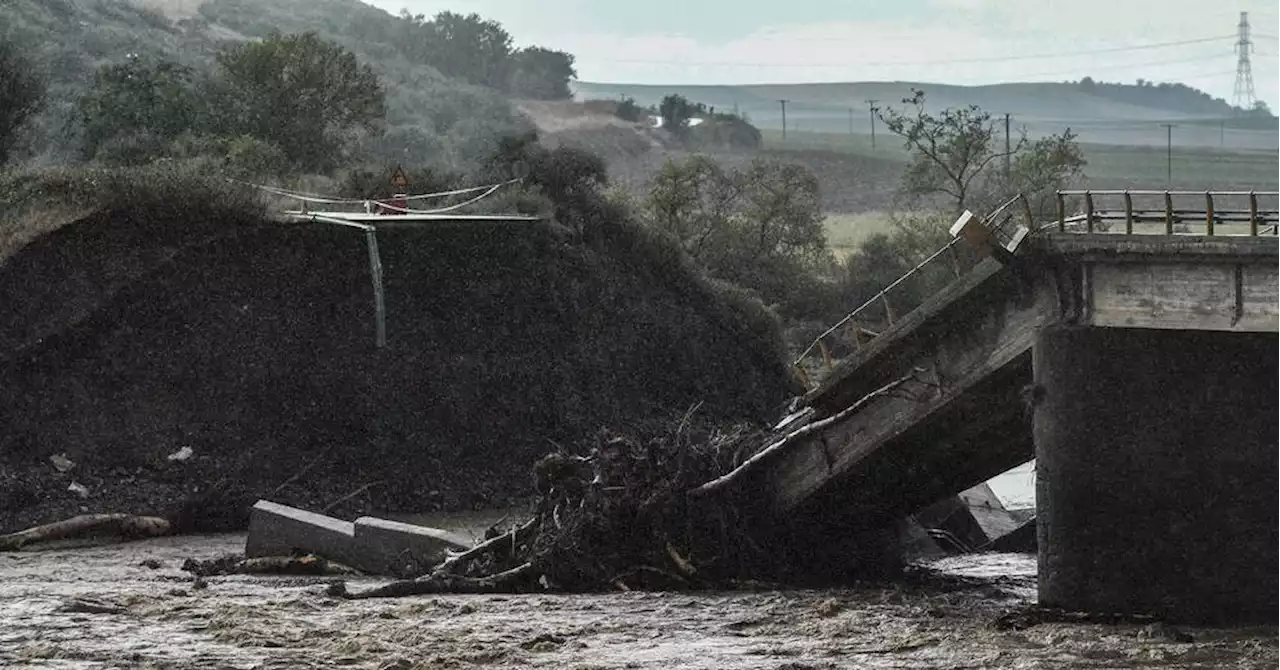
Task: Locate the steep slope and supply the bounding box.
[517,99,902,213]
[0,205,793,533]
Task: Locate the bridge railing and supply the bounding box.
[1053,190,1280,236]
[793,195,1032,389]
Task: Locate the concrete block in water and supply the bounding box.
[353,517,473,576]
[244,500,358,566]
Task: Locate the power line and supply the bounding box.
[590,34,1237,68]
[994,53,1233,79]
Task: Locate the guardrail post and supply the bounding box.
[1020,194,1034,230]
[1085,191,1094,233]
[1056,191,1065,232]
[1164,191,1174,235]
[1123,190,1133,234]
[883,293,896,326]
[848,321,863,350]
[819,339,833,372]
[1249,191,1258,236]
[1205,192,1215,236]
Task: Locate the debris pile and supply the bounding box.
[332,420,777,597]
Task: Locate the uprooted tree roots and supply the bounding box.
[331,375,920,599]
[331,420,778,598]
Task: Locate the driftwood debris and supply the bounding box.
[182,553,359,577]
[0,514,171,551]
[60,598,126,615]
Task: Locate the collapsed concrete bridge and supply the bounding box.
[759,190,1278,624]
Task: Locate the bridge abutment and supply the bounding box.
[1033,326,1277,624]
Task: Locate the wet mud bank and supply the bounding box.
[0,207,793,534]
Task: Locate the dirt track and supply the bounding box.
[2,535,1275,669]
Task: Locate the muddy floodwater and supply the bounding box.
[1,535,1275,669]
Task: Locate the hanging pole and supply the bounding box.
[365,228,386,349]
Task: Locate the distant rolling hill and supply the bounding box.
[573,80,1280,151]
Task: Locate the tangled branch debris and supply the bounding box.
[330,369,928,599]
[330,419,770,598]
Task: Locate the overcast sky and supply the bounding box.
[365,0,1279,109]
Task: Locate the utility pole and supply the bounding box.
[848,107,854,136]
[778,99,789,143]
[866,99,879,151]
[1234,11,1256,111]
[1162,123,1176,186]
[1004,113,1012,179]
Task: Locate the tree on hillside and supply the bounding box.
[0,39,44,166]
[880,88,1084,217]
[1007,130,1086,219]
[647,155,738,261]
[507,47,576,100]
[659,94,697,135]
[397,11,513,89]
[211,32,385,172]
[879,89,1022,215]
[645,155,831,313]
[77,55,199,163]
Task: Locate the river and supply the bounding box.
[1,532,1274,669]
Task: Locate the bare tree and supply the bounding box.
[880,88,1085,220]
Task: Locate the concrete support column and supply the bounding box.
[1034,326,1277,624]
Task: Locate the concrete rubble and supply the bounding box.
[245,500,472,576]
[911,483,1025,554]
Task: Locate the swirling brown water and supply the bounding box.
[1,532,1274,669]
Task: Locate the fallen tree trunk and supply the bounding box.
[0,514,171,551]
[182,553,359,577]
[687,371,919,498]
[328,562,536,599]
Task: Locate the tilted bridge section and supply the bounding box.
[753,189,1279,624]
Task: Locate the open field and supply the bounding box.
[760,130,1280,192]
[824,211,898,258]
[575,80,1279,151]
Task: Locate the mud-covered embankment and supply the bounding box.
[0,205,793,533]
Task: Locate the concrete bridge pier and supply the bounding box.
[1033,326,1278,624]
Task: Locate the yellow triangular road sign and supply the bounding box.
[389,165,410,189]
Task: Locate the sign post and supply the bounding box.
[379,165,411,214]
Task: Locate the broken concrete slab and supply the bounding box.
[957,483,1021,542]
[245,500,358,567]
[984,516,1037,553]
[353,517,472,576]
[244,500,478,576]
[915,483,1021,554]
